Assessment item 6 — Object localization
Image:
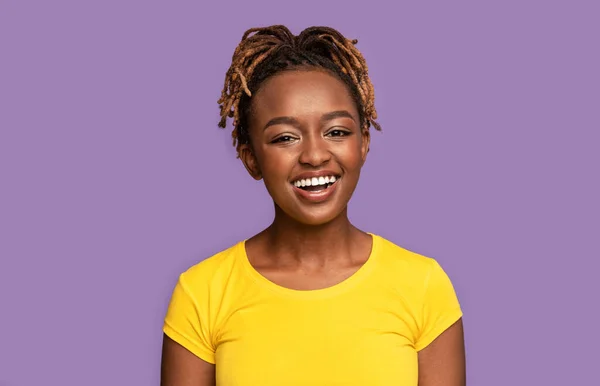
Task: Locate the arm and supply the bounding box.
[417,318,466,386]
[161,334,216,386]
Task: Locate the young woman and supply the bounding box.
[161,25,465,386]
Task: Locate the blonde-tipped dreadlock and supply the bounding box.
[217,25,381,156]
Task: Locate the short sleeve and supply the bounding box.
[414,258,463,351]
[163,273,216,364]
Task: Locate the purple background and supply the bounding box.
[1,1,598,385]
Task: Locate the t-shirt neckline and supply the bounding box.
[238,233,380,300]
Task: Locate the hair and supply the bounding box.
[217,25,381,156]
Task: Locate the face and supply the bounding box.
[239,69,370,226]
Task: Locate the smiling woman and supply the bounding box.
[160,25,465,386]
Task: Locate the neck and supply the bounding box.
[261,205,362,268]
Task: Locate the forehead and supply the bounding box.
[249,70,358,123]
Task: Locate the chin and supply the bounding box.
[284,205,347,227]
[296,215,337,227]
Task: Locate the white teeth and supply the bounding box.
[292,176,339,187]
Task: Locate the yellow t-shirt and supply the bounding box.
[163,234,462,385]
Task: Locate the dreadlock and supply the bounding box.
[217,25,381,156]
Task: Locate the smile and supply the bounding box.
[290,175,340,203]
[291,175,338,192]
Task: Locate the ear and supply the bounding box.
[238,144,262,180]
[360,128,371,165]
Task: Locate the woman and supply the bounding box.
[161,25,465,386]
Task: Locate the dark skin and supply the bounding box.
[161,69,465,386]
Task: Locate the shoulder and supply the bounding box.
[371,234,462,343]
[178,241,245,292]
[374,234,439,277]
[371,234,454,299]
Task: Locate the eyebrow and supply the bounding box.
[263,116,301,131]
[263,110,356,131]
[320,110,356,123]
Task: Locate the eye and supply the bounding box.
[326,129,351,137]
[271,135,295,143]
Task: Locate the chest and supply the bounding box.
[213,299,419,386]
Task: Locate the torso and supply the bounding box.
[163,234,461,386]
[214,234,422,385]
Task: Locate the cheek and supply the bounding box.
[338,141,365,170]
[256,148,295,181]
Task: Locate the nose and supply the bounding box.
[298,134,331,167]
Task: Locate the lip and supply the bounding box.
[290,170,340,184]
[292,177,340,203]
